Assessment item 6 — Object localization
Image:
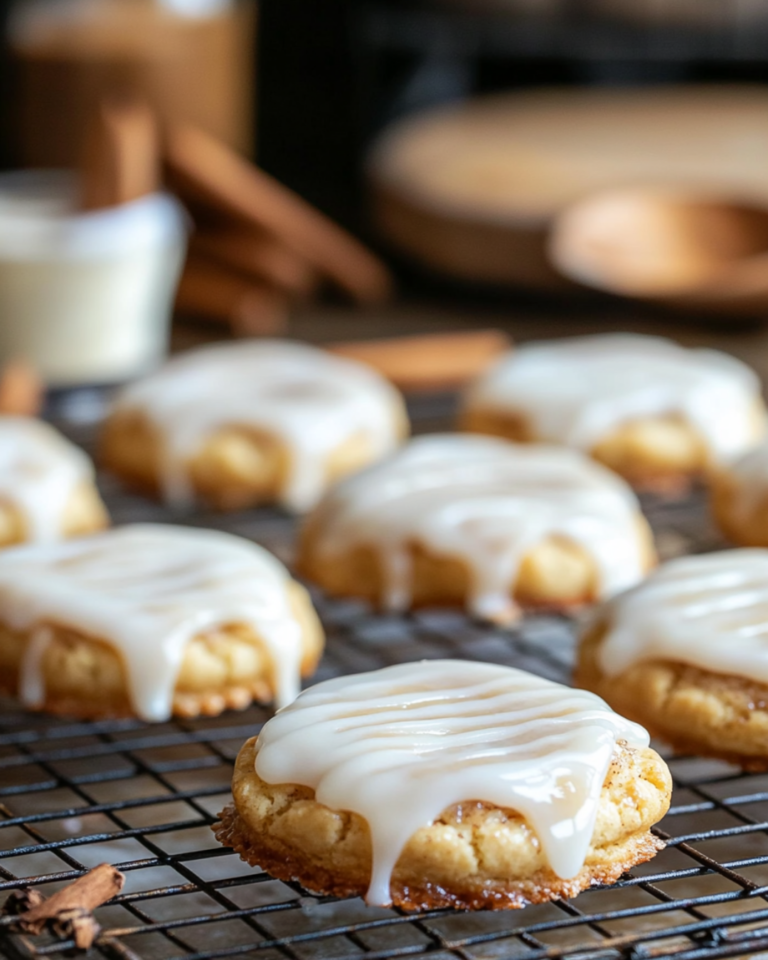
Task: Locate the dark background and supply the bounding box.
[4,0,768,238]
[256,0,768,237]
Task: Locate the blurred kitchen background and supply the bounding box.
[5,0,768,389]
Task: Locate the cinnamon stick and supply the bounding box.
[176,256,289,337]
[6,863,124,949]
[190,229,318,296]
[80,98,159,211]
[329,329,511,391]
[0,360,44,417]
[18,864,124,932]
[164,123,393,304]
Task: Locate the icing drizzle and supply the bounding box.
[0,416,96,543]
[306,434,649,620]
[0,524,304,720]
[255,660,649,905]
[466,334,764,462]
[111,340,404,512]
[597,548,768,686]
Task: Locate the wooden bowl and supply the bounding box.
[550,187,768,316]
[368,85,768,289]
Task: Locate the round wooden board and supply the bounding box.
[368,85,768,289]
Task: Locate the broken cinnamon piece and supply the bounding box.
[10,863,124,949]
[176,256,289,336]
[190,229,318,296]
[16,863,124,933]
[164,123,393,304]
[230,289,290,338]
[80,98,159,211]
[0,360,44,416]
[329,329,511,391]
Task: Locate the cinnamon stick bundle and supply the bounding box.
[176,256,289,337]
[165,123,393,305]
[73,103,396,338]
[190,229,318,297]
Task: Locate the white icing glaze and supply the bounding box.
[597,548,768,685]
[307,434,649,620]
[255,660,649,905]
[0,524,305,721]
[111,340,404,512]
[466,334,765,462]
[0,416,95,543]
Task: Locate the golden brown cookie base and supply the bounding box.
[578,622,768,769]
[215,737,671,911]
[0,679,277,722]
[101,405,408,512]
[214,803,664,911]
[298,523,655,619]
[0,582,324,721]
[710,471,768,548]
[460,407,717,494]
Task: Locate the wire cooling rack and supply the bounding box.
[3,391,768,960]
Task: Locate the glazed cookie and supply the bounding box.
[712,439,768,546]
[462,333,766,492]
[0,524,323,721]
[298,434,655,622]
[101,340,408,513]
[215,660,671,910]
[0,416,107,547]
[577,549,768,768]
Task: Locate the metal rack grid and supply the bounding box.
[3,392,768,960]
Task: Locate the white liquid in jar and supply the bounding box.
[0,170,187,386]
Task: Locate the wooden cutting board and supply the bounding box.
[368,85,768,289]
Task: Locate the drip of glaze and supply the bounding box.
[597,548,768,685]
[306,434,648,619]
[466,333,764,462]
[0,524,303,720]
[255,660,649,906]
[110,340,404,512]
[0,416,95,542]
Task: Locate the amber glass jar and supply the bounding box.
[9,0,255,167]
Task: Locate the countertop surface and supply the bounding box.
[174,295,768,387]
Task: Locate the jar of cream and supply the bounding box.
[0,169,187,386]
